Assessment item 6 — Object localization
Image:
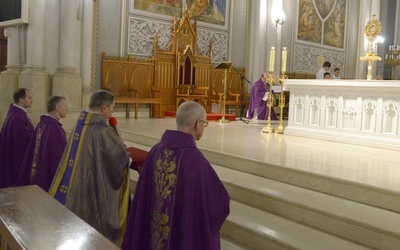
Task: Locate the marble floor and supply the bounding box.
[60,114,400,249]
[84,116,400,193]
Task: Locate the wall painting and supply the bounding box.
[130,0,227,28]
[186,0,227,27]
[298,0,346,49]
[131,0,183,17]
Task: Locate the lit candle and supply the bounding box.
[269,47,275,72]
[281,47,287,73]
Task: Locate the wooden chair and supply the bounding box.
[176,84,209,109]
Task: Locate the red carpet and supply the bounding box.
[164,111,236,121]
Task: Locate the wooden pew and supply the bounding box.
[102,52,162,118]
[0,185,119,250]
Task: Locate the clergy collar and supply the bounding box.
[12,103,27,112]
[45,113,61,122]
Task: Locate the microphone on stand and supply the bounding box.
[108,117,119,135]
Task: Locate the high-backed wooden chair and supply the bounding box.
[175,46,209,109]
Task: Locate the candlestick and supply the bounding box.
[281,47,287,73]
[269,47,275,72]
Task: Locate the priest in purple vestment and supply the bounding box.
[16,96,68,191]
[0,88,34,188]
[246,73,278,120]
[122,101,230,250]
[49,90,130,246]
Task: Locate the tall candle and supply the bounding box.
[281,47,287,73]
[269,47,275,72]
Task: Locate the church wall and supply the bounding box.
[380,0,400,79]
[96,0,124,90]
[248,0,270,83]
[229,1,247,68]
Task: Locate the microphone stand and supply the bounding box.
[230,64,250,124]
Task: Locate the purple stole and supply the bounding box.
[49,112,91,204]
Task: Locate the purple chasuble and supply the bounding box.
[48,111,130,246]
[122,130,230,250]
[246,78,278,120]
[16,115,67,191]
[0,104,34,188]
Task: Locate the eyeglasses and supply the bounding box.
[201,120,209,127]
[196,120,209,127]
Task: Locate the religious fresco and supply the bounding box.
[323,0,346,48]
[131,0,183,17]
[131,0,227,27]
[186,0,226,26]
[298,0,322,44]
[297,0,346,49]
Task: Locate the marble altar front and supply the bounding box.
[284,79,400,150]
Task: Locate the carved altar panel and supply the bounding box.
[285,79,400,151]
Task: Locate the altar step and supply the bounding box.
[123,136,400,249]
[214,165,400,250]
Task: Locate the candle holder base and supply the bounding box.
[261,123,274,133]
[274,125,284,134]
[219,118,230,124]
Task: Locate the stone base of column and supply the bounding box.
[0,67,21,105]
[19,67,50,115]
[0,67,22,126]
[52,72,83,112]
[81,85,94,110]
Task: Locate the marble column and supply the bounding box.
[249,0,269,82]
[0,26,22,124]
[19,0,49,116]
[52,0,83,112]
[81,0,96,109]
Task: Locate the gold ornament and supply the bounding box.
[364,14,382,42]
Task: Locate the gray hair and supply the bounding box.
[176,101,206,128]
[89,90,114,109]
[47,95,66,112]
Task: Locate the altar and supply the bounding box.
[284,79,400,150]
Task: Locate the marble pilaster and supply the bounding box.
[0,27,22,125]
[52,0,83,112]
[80,0,96,109]
[20,0,49,114]
[0,26,22,98]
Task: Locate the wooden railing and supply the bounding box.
[0,185,119,250]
